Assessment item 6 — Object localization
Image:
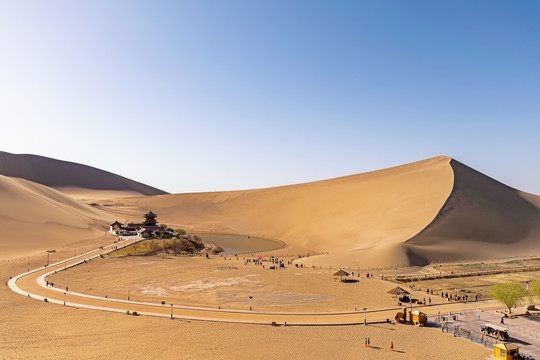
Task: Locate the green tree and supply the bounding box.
[174,228,186,235]
[490,282,526,314]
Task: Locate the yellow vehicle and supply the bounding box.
[394,309,427,325]
[410,310,427,326]
[481,324,510,341]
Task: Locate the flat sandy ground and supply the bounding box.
[0,245,492,360]
[47,254,453,312]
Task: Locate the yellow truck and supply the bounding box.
[410,310,427,326]
[394,309,427,326]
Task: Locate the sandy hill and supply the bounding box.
[0,151,168,197]
[120,155,540,268]
[404,159,540,265]
[0,174,116,259]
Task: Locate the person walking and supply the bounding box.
[390,342,394,351]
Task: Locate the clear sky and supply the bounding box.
[1,1,539,194]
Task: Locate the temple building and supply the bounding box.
[109,211,177,238]
[143,210,157,226]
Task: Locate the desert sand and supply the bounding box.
[0,174,112,259]
[3,153,538,359]
[1,246,492,359]
[47,254,423,312]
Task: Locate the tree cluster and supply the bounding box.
[162,235,206,255]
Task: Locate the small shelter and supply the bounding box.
[387,287,410,296]
[333,269,350,282]
[388,286,411,303]
[493,343,519,360]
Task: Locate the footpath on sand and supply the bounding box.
[7,238,503,326]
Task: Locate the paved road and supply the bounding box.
[7,239,509,326]
[443,309,540,359]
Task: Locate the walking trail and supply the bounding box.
[8,238,505,326]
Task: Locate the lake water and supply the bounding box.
[193,233,283,254]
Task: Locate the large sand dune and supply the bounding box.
[121,156,454,266]
[121,155,540,267]
[0,151,167,196]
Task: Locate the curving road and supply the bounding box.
[8,239,501,326]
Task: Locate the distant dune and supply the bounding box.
[0,151,168,196]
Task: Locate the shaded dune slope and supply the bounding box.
[404,159,540,265]
[0,151,167,196]
[0,174,111,259]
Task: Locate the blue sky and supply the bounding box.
[1,1,539,194]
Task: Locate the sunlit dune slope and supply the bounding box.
[0,151,167,196]
[122,156,455,266]
[403,159,540,265]
[0,174,111,259]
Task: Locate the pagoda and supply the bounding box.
[109,210,176,238]
[143,210,158,226]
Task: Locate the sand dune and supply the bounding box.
[121,156,455,266]
[120,155,540,268]
[404,159,540,265]
[0,151,167,196]
[2,153,538,267]
[0,174,112,259]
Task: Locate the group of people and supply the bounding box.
[363,338,394,351]
[419,287,479,302]
[440,292,478,302]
